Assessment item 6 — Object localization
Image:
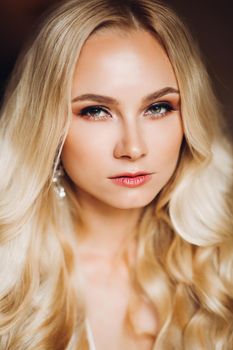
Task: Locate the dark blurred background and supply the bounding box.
[0,0,232,137]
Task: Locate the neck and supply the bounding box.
[73,191,144,263]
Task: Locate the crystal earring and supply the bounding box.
[52,162,66,198]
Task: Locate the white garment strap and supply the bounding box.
[85,319,97,350]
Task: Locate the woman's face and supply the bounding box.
[61,29,183,210]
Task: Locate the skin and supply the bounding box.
[61,28,183,257]
[61,28,183,349]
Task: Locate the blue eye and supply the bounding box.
[78,106,110,120]
[145,102,174,118]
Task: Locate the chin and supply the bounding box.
[108,193,157,210]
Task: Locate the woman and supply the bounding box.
[0,0,232,349]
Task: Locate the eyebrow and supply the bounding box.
[71,87,179,105]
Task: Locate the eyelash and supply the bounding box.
[77,102,175,121]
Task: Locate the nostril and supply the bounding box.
[114,140,147,160]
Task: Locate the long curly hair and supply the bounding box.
[0,0,232,349]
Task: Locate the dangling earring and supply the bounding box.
[52,162,66,198]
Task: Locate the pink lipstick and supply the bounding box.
[109,172,152,188]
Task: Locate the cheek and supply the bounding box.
[150,117,183,171]
[61,123,110,175]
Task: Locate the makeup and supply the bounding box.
[62,29,183,209]
[109,174,152,188]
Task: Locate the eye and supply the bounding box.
[78,105,111,121]
[144,102,175,119]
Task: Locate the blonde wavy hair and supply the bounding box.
[0,0,232,349]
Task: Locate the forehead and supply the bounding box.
[72,28,178,97]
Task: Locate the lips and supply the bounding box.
[109,171,151,179]
[108,171,153,188]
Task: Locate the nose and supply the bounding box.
[113,119,148,161]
